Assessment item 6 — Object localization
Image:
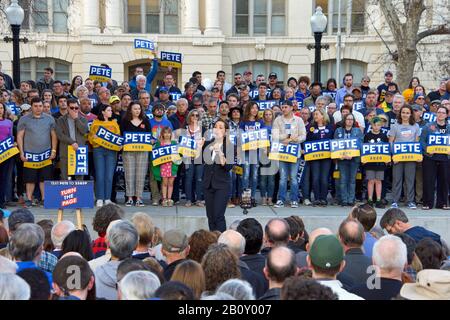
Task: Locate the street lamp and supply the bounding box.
[4,0,28,89]
[307,6,329,83]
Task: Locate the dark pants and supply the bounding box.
[204,186,228,232]
[0,158,13,207]
[422,157,449,208]
[311,159,331,202]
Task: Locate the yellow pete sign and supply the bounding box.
[123,132,153,152]
[151,144,181,166]
[232,165,243,176]
[0,137,19,164]
[93,127,124,151]
[23,150,52,169]
[330,139,361,159]
[426,134,450,155]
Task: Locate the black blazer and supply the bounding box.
[202,138,234,190]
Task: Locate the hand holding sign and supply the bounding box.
[71,143,79,151]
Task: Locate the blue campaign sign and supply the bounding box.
[134,39,156,53]
[256,101,277,110]
[6,103,20,116]
[44,181,94,209]
[89,65,112,82]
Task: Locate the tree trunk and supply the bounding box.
[395,48,418,92]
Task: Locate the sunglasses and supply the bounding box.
[192,114,200,117]
[69,107,79,110]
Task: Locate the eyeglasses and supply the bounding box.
[344,99,354,102]
[69,107,79,110]
[416,97,424,100]
[192,114,200,117]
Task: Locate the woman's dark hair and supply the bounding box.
[397,105,415,126]
[298,76,311,86]
[36,219,54,252]
[61,230,94,261]
[41,89,56,107]
[342,112,356,128]
[0,102,6,120]
[92,203,124,235]
[124,100,145,122]
[187,230,218,263]
[415,238,446,269]
[213,118,229,131]
[414,85,427,95]
[349,204,377,232]
[69,75,83,95]
[97,104,112,121]
[326,78,337,90]
[408,77,420,89]
[0,225,9,244]
[243,101,260,122]
[236,218,263,255]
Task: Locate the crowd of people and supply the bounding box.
[0,205,449,300]
[0,63,450,227]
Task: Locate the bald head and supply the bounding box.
[338,219,365,249]
[306,228,333,252]
[218,230,246,257]
[60,251,83,260]
[265,246,297,283]
[265,218,290,247]
[51,221,76,249]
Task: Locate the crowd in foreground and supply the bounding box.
[0,65,450,214]
[0,204,449,300]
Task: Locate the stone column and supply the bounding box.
[104,0,122,34]
[183,0,201,35]
[81,0,100,33]
[204,0,222,36]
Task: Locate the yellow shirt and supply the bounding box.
[88,119,121,148]
[402,88,414,104]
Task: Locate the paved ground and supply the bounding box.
[12,196,450,244]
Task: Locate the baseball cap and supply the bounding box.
[211,87,219,92]
[400,269,450,300]
[352,87,362,93]
[385,71,393,77]
[430,100,441,106]
[152,103,165,111]
[20,104,31,111]
[370,116,383,125]
[385,91,395,97]
[309,235,344,269]
[109,95,120,104]
[63,80,70,85]
[378,114,389,123]
[159,86,169,93]
[162,229,189,253]
[414,93,425,100]
[268,72,277,78]
[243,70,252,76]
[411,104,422,112]
[239,84,249,90]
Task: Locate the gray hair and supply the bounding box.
[216,279,255,300]
[201,292,236,300]
[393,94,405,104]
[0,256,17,274]
[74,85,88,97]
[9,223,44,262]
[136,75,146,83]
[218,230,246,257]
[108,221,139,260]
[0,273,30,300]
[51,221,76,249]
[229,219,242,231]
[315,95,328,106]
[176,98,189,107]
[373,235,407,271]
[118,270,161,300]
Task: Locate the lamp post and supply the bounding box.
[4,0,27,89]
[307,7,329,83]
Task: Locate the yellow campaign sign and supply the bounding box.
[426,145,450,154]
[330,149,361,159]
[160,61,182,69]
[93,137,122,151]
[304,151,331,161]
[160,51,182,69]
[392,153,423,162]
[0,147,19,164]
[232,165,243,176]
[123,144,153,152]
[178,147,197,157]
[268,152,298,163]
[242,140,270,151]
[0,137,19,164]
[152,154,181,166]
[24,159,52,169]
[361,154,391,164]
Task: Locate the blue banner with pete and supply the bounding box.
[6,103,20,116]
[134,39,156,55]
[256,101,277,111]
[0,136,19,164]
[151,144,181,166]
[330,139,361,159]
[67,146,88,176]
[426,134,450,154]
[160,51,182,69]
[392,142,423,162]
[303,140,331,161]
[268,142,301,163]
[93,127,124,151]
[89,65,112,82]
[23,149,52,169]
[123,132,153,152]
[361,143,391,164]
[422,112,436,123]
[178,136,198,157]
[44,180,94,209]
[241,128,270,151]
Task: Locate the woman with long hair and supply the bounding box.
[120,101,151,207]
[69,75,83,97]
[171,260,206,300]
[402,77,420,104]
[388,105,420,209]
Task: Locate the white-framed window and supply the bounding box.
[234,0,286,36]
[315,0,365,35]
[312,59,367,86]
[233,60,287,84]
[20,58,71,82]
[18,0,69,33]
[125,0,180,34]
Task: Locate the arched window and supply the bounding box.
[313,59,367,86]
[234,0,286,36]
[20,58,71,82]
[233,60,287,84]
[125,0,180,34]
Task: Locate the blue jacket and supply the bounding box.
[419,121,450,160]
[129,58,158,93]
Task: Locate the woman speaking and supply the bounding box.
[202,119,234,232]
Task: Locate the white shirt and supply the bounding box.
[333,110,366,129]
[318,280,365,300]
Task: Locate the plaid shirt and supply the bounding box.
[201,112,217,132]
[38,251,58,273]
[92,236,108,256]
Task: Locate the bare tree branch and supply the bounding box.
[416,24,450,43]
[378,0,404,41]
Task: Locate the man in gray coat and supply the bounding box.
[55,98,88,180]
